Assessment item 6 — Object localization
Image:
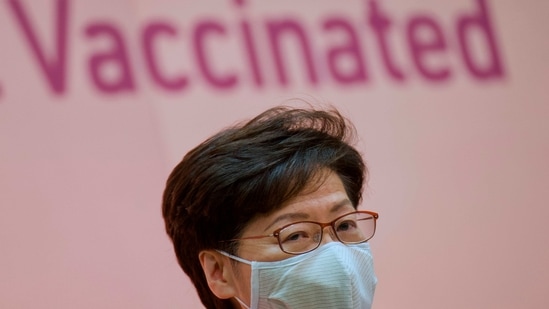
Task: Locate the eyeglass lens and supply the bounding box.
[277,212,376,254]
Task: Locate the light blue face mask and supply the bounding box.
[219,242,377,309]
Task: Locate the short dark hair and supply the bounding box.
[162,106,367,309]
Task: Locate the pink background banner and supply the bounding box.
[1,0,548,308]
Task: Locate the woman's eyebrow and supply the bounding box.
[330,199,354,213]
[263,199,353,232]
[263,212,309,232]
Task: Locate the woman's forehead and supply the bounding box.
[244,171,353,235]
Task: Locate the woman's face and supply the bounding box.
[228,169,357,307]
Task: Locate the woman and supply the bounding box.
[162,106,378,308]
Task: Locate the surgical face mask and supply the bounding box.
[219,242,377,309]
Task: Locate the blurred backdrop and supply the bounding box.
[1,0,548,308]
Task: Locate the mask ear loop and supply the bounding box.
[216,250,253,265]
[234,296,251,309]
[216,251,253,308]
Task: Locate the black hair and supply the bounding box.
[162,106,367,309]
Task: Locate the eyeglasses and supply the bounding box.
[225,210,379,255]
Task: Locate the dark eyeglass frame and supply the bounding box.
[222,210,379,255]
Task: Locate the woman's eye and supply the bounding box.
[337,220,357,232]
[283,231,309,243]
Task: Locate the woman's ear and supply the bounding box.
[198,250,239,299]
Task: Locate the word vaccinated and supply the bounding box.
[5,0,505,95]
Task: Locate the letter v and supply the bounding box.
[8,0,68,94]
